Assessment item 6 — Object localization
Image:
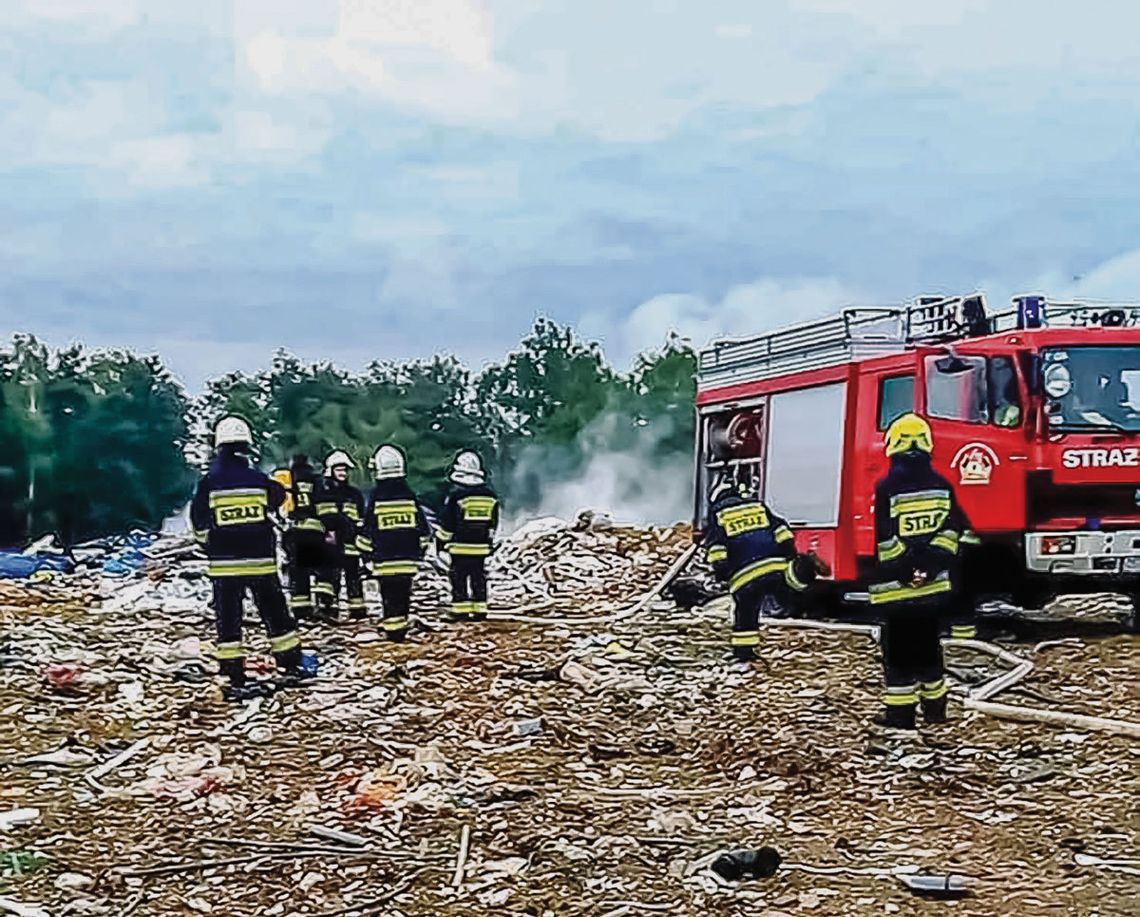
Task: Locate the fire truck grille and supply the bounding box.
[1029,477,1140,525]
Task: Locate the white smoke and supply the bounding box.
[503,409,693,530]
[588,276,870,366]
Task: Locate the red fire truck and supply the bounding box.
[694,293,1140,624]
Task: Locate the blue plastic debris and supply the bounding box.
[0,552,73,580]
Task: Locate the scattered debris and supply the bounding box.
[0,523,1135,915]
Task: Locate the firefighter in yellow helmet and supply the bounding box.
[871,413,971,729]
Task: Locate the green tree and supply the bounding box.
[0,336,194,545]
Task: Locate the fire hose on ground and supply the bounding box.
[484,541,1140,738]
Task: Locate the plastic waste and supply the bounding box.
[301,650,320,677]
[897,874,971,898]
[711,847,782,881]
[0,551,72,580]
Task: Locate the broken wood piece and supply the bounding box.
[85,737,151,789]
[452,824,471,888]
[308,825,370,848]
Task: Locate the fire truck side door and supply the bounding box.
[919,350,1027,533]
[853,367,915,560]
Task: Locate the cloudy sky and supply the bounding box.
[3,0,1140,390]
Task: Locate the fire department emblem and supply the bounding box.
[951,443,998,486]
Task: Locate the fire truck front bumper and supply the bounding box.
[1026,530,1140,576]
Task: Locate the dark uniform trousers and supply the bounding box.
[449,556,488,621]
[213,575,301,683]
[881,600,948,711]
[286,528,325,621]
[317,553,366,618]
[378,574,414,639]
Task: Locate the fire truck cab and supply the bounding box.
[695,293,1140,621]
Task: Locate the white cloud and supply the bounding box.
[111,135,208,188]
[1065,248,1140,300]
[19,0,143,27]
[600,276,869,364]
[232,109,329,159]
[339,0,493,70]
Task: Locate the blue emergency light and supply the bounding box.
[1015,294,1045,329]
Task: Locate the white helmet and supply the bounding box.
[324,450,356,476]
[372,444,406,480]
[450,450,485,485]
[214,416,253,447]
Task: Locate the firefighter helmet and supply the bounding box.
[324,450,356,475]
[450,450,485,485]
[372,444,406,480]
[214,416,252,447]
[885,413,933,457]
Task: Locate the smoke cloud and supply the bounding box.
[503,409,694,529]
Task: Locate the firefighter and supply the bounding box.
[359,444,431,642]
[703,479,821,661]
[283,454,324,624]
[437,451,499,622]
[190,416,308,702]
[315,450,367,621]
[871,413,970,729]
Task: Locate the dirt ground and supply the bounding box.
[0,540,1138,916]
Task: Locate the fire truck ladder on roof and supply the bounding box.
[697,295,984,389]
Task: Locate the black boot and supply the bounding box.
[732,645,757,662]
[274,647,316,689]
[922,697,948,724]
[223,681,275,703]
[873,704,917,730]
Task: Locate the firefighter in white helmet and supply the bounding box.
[313,450,367,621]
[871,413,972,730]
[436,450,499,621]
[189,416,311,701]
[358,444,431,642]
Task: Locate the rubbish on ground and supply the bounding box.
[896,874,972,898]
[1073,853,1140,876]
[0,519,1136,915]
[510,718,543,737]
[0,896,51,917]
[0,810,39,833]
[710,847,782,882]
[308,826,370,848]
[53,873,93,892]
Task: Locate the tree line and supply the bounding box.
[0,321,696,548]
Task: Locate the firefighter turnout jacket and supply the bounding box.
[288,457,324,534]
[871,454,968,606]
[703,490,815,594]
[190,449,286,578]
[437,482,500,556]
[360,478,432,576]
[316,478,366,557]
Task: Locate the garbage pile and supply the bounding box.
[486,514,692,615]
[0,516,1137,916]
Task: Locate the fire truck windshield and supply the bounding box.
[1042,346,1140,433]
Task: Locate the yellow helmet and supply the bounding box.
[885,413,933,456]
